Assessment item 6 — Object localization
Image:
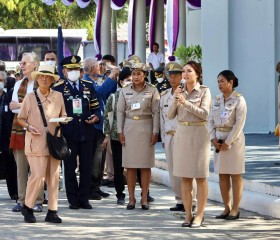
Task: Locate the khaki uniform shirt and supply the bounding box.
[18,89,67,156]
[117,83,160,134]
[167,83,212,122]
[160,88,178,143]
[208,90,247,146]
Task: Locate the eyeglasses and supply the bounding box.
[19,61,34,66]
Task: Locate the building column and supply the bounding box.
[177,0,187,48]
[134,0,146,62]
[101,0,111,55]
[154,0,165,55]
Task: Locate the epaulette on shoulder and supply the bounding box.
[81,79,92,84]
[161,89,168,96]
[147,82,156,88]
[200,85,207,88]
[236,92,242,97]
[53,80,64,87]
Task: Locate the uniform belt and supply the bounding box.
[179,121,207,126]
[216,127,232,132]
[126,115,152,120]
[166,130,176,136]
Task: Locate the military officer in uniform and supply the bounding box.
[53,56,100,210]
[154,67,171,93]
[209,70,247,220]
[117,62,160,210]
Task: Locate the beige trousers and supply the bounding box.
[13,150,44,205]
[25,155,60,210]
[104,140,114,181]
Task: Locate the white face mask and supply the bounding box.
[67,70,80,82]
[0,82,4,90]
[45,61,56,67]
[156,77,164,83]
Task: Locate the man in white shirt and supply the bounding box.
[147,42,165,84]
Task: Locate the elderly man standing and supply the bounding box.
[83,57,118,200]
[53,55,100,209]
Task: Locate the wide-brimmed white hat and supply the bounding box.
[31,65,60,81]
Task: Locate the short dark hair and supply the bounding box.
[218,70,239,88]
[185,60,203,84]
[102,55,116,64]
[44,50,57,56]
[153,42,159,48]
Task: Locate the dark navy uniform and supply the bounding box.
[155,77,171,94]
[53,78,100,207]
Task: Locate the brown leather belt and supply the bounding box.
[216,127,232,132]
[179,121,207,126]
[166,130,176,136]
[126,115,152,120]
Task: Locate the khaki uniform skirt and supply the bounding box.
[122,118,155,168]
[214,131,245,174]
[173,124,210,178]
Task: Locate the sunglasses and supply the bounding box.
[19,61,34,66]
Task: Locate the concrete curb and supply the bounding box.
[151,161,280,219]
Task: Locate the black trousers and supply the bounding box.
[90,129,106,192]
[64,139,95,205]
[1,151,18,198]
[150,70,157,85]
[110,140,125,199]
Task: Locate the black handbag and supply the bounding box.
[34,90,71,160]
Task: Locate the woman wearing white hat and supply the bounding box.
[17,65,67,224]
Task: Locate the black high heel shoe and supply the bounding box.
[126,200,136,210]
[190,217,204,228]
[181,216,194,227]
[141,204,149,210]
[225,211,240,220]
[215,212,230,219]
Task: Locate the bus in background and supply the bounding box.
[0,28,87,70]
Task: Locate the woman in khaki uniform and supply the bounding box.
[117,63,160,210]
[17,65,67,223]
[209,70,247,220]
[167,61,211,228]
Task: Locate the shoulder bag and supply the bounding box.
[34,90,71,160]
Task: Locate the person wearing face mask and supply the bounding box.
[53,55,101,210]
[103,66,132,205]
[44,50,57,67]
[0,71,18,201]
[154,67,171,93]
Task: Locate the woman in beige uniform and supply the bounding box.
[209,70,247,220]
[17,65,67,223]
[168,61,211,228]
[117,63,160,210]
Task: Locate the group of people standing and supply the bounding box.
[0,44,247,228]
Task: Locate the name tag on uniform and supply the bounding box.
[131,102,140,110]
[4,105,8,112]
[73,98,83,114]
[126,93,133,95]
[164,104,168,107]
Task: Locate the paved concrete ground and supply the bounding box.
[0,180,280,240]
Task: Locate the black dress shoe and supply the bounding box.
[182,217,194,227]
[141,204,149,210]
[21,205,36,223]
[80,203,92,209]
[215,212,230,219]
[45,210,62,223]
[190,217,204,228]
[147,195,154,203]
[89,192,103,200]
[225,212,240,220]
[170,204,184,211]
[96,189,110,198]
[69,204,80,210]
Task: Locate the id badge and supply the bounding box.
[4,105,8,112]
[131,102,141,110]
[72,98,83,114]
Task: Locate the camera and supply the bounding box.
[215,139,224,153]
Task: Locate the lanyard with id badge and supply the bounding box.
[73,98,82,114]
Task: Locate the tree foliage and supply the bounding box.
[0,0,129,40]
